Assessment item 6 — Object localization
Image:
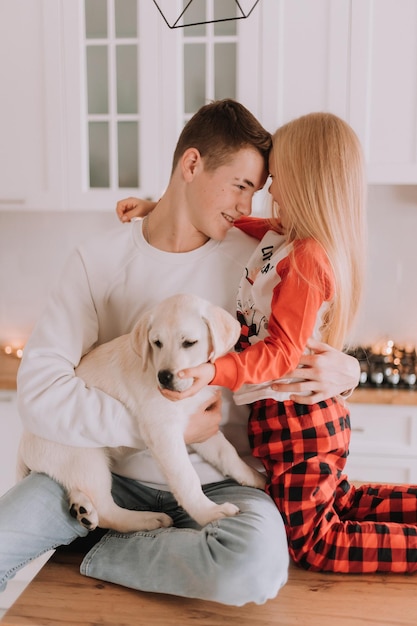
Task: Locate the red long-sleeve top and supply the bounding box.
[211,217,334,397]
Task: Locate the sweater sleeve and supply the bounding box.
[17,248,143,449]
[234,216,272,240]
[212,239,334,391]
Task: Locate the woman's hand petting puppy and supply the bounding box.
[159,363,216,401]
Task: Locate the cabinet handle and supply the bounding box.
[0,395,13,403]
[351,427,365,433]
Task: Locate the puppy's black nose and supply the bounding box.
[158,370,174,389]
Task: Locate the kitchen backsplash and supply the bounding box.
[1,184,417,347]
[0,210,117,345]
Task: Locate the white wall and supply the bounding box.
[1,184,417,349]
[0,211,117,347]
[352,185,417,347]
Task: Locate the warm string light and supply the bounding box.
[2,345,23,359]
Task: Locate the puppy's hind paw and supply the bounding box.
[195,501,240,525]
[144,512,174,530]
[218,502,240,518]
[69,490,99,531]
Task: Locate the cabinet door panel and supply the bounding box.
[350,0,417,183]
[345,456,417,484]
[63,0,189,208]
[0,0,64,210]
[348,403,417,455]
[251,0,350,132]
[346,401,417,484]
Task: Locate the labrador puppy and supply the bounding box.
[17,293,265,533]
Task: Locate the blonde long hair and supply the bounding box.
[270,112,366,350]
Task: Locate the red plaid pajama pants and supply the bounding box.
[248,397,417,573]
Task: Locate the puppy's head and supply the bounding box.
[130,294,240,393]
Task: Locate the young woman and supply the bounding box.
[159,112,417,574]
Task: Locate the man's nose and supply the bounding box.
[237,196,252,216]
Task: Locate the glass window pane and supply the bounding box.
[184,44,206,114]
[215,43,236,100]
[89,122,110,188]
[87,46,109,114]
[214,0,237,36]
[115,0,137,37]
[85,0,108,39]
[116,45,138,114]
[118,122,139,188]
[183,0,206,36]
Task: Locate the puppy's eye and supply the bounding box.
[153,339,162,349]
[182,340,197,349]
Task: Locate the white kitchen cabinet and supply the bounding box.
[43,0,356,208]
[260,0,417,184]
[349,0,417,184]
[0,0,172,211]
[256,0,351,132]
[0,0,64,211]
[2,0,417,213]
[345,402,417,483]
[0,0,357,211]
[0,390,22,496]
[61,0,273,210]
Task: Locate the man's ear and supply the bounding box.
[181,147,203,181]
[130,310,153,371]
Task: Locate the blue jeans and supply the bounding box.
[0,472,289,606]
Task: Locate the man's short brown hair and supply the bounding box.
[171,99,272,175]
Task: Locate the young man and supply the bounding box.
[0,100,359,606]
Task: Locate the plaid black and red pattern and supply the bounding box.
[249,397,417,573]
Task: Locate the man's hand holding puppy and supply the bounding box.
[183,388,222,443]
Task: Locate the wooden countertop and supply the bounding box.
[2,551,417,626]
[1,351,417,405]
[348,386,417,405]
[0,353,20,390]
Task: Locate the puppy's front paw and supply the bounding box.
[244,469,267,490]
[232,464,267,490]
[69,490,99,531]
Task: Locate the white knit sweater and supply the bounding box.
[17,220,263,487]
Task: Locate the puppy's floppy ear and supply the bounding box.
[203,305,241,361]
[130,310,153,371]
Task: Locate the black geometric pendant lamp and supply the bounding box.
[153,0,260,29]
